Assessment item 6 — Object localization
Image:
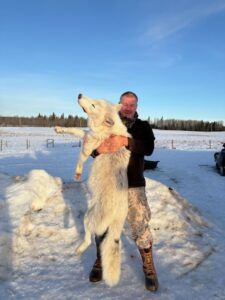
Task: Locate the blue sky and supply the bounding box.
[1,0,225,122]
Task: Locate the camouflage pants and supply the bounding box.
[127,187,153,249]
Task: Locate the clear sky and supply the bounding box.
[1,0,225,122]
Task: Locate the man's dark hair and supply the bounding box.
[119,91,138,103]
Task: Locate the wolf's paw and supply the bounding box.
[74,173,81,181]
[75,239,91,255]
[75,247,81,256]
[75,243,85,256]
[55,126,63,134]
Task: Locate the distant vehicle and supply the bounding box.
[214,143,225,176]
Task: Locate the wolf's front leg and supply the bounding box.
[74,140,98,180]
[74,152,88,180]
[55,126,85,138]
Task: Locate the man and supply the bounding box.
[90,91,158,292]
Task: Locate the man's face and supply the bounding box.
[120,95,137,119]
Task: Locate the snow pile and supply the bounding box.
[146,178,214,278]
[0,170,214,292]
[0,173,14,280]
[0,170,78,282]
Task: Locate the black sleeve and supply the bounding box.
[126,122,155,156]
[91,149,100,158]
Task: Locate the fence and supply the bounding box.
[0,138,82,151]
[154,139,224,150]
[0,140,8,151]
[1,138,224,152]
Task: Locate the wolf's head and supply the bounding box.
[77,94,129,136]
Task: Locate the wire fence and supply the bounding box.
[0,138,224,152]
[0,138,82,152]
[154,139,224,150]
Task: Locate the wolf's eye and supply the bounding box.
[92,104,95,108]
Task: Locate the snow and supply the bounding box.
[1,127,225,299]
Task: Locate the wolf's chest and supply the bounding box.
[88,149,130,187]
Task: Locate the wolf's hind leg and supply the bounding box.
[75,215,92,255]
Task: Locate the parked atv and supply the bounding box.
[214,143,225,176]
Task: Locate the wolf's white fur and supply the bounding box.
[55,95,131,286]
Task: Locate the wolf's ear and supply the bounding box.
[103,114,115,127]
[115,104,122,112]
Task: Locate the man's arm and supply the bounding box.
[91,135,128,157]
[96,135,128,154]
[91,124,154,157]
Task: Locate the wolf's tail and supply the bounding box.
[101,226,121,286]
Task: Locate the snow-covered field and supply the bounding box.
[0,127,225,300]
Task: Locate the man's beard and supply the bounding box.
[119,112,138,129]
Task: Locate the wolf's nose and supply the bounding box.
[78,94,82,99]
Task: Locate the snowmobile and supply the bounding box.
[214,143,225,176]
[144,160,159,170]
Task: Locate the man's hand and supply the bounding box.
[97,135,129,154]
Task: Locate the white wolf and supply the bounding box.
[55,94,131,286]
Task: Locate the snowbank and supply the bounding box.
[0,170,214,299]
[146,178,213,277]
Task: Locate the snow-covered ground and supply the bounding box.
[0,127,225,300]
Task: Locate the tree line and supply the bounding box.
[0,114,224,131]
[0,113,87,127]
[148,117,225,131]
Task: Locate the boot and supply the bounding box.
[89,232,107,283]
[139,243,159,292]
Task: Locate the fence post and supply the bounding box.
[209,140,211,149]
[46,139,54,148]
[26,139,30,149]
[171,139,174,149]
[0,140,2,151]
